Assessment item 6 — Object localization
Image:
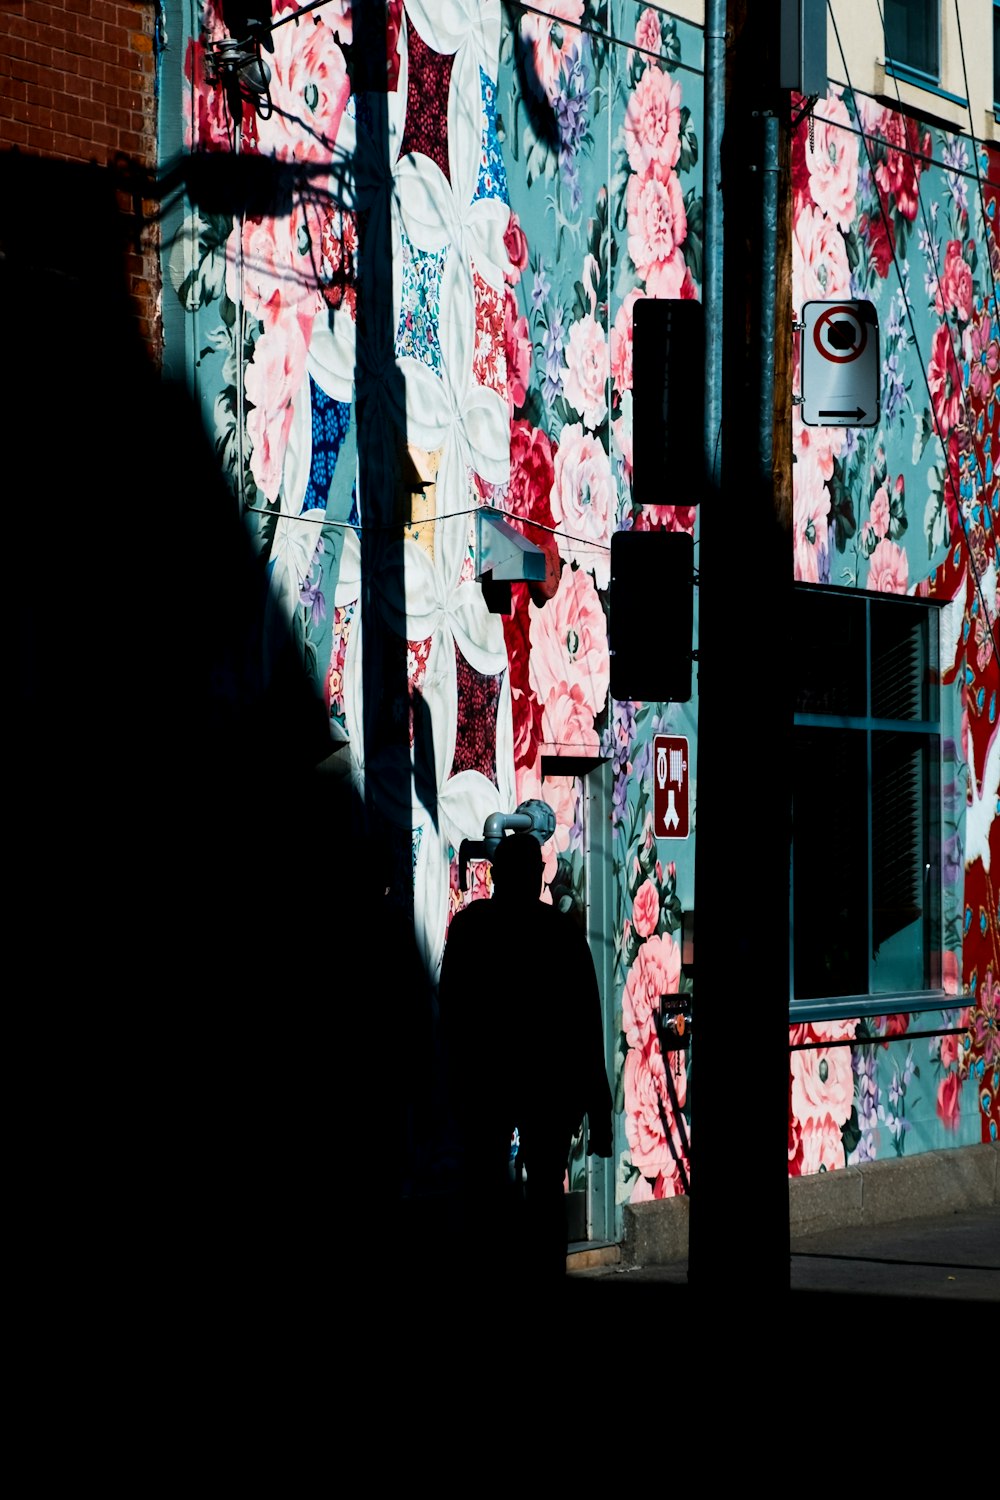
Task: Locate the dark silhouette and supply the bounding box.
[438,831,613,1293]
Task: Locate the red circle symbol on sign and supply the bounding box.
[812,304,868,363]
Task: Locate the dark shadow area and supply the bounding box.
[2,147,371,1310]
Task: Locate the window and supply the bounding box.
[884,0,940,83]
[792,588,941,1002]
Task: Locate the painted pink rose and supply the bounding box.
[796,1114,847,1174]
[939,1033,959,1069]
[319,206,358,317]
[184,5,233,152]
[504,290,532,417]
[537,679,601,759]
[928,322,964,437]
[550,423,614,588]
[229,207,325,340]
[623,931,681,1050]
[626,163,688,296]
[632,877,660,939]
[866,537,909,593]
[611,289,643,398]
[804,94,859,230]
[935,239,974,324]
[245,324,309,502]
[503,211,529,284]
[562,312,609,429]
[870,485,890,538]
[257,6,351,163]
[792,203,851,319]
[936,1071,962,1130]
[520,0,585,103]
[623,64,682,177]
[540,774,578,861]
[528,562,610,716]
[790,1037,854,1129]
[792,408,847,483]
[628,1172,655,1204]
[942,949,961,996]
[612,409,633,478]
[624,1036,686,1177]
[793,455,831,583]
[652,1161,686,1199]
[633,504,698,534]
[634,8,662,55]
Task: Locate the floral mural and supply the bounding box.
[497,2,704,1210]
[789,88,999,1160]
[170,0,997,1232]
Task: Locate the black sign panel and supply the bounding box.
[609,530,694,703]
[631,298,705,507]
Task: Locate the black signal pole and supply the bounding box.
[688,0,795,1313]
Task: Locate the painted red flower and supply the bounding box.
[874,110,931,221]
[859,206,896,278]
[502,586,544,771]
[928,321,964,438]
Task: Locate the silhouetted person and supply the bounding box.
[438,830,613,1294]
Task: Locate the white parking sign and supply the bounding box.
[800,300,880,427]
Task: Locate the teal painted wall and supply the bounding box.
[161,2,999,1217]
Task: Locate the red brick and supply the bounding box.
[76,95,105,123]
[5,14,39,46]
[11,97,47,126]
[62,30,95,62]
[76,15,104,43]
[47,132,81,158]
[3,54,41,86]
[1,33,27,63]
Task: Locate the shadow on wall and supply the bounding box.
[2,150,381,1287]
[2,149,358,944]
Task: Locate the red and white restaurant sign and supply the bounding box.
[653,734,689,839]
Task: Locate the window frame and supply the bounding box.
[789,585,946,1019]
[883,0,941,89]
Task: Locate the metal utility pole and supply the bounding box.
[688,0,795,1305]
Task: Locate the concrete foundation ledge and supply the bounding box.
[618,1143,999,1266]
[791,1141,999,1237]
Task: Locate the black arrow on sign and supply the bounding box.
[819,407,867,420]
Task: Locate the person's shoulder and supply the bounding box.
[445,898,497,937]
[530,899,589,941]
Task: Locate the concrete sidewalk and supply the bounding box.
[566,1204,999,1301]
[566,1144,1000,1302]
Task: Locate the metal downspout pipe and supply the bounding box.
[703,0,726,492]
[757,110,779,477]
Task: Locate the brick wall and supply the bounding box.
[0,1,163,365]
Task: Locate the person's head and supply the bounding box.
[490,830,543,902]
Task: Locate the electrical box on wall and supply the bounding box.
[609,530,694,703]
[780,0,828,96]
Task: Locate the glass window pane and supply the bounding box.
[884,0,939,78]
[793,590,867,717]
[871,730,938,991]
[870,599,935,721]
[793,726,869,998]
